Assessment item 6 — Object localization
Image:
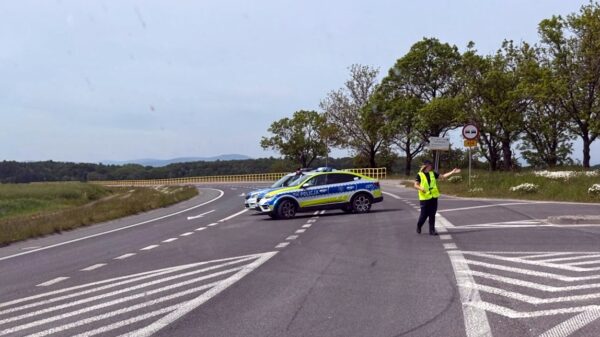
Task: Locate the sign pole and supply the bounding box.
[468,146,472,187]
[434,151,440,171]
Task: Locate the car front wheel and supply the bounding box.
[351,193,372,213]
[276,199,297,219]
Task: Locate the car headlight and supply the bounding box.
[261,196,273,204]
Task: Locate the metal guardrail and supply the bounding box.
[91,167,387,186]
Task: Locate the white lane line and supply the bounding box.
[195,227,207,231]
[319,210,326,215]
[275,242,289,249]
[466,300,600,318]
[286,235,299,240]
[207,223,218,227]
[462,251,599,272]
[41,304,180,337]
[313,211,319,215]
[440,234,452,240]
[295,229,306,234]
[218,209,248,222]
[464,270,600,292]
[162,238,177,243]
[114,253,136,260]
[0,188,225,262]
[125,252,277,337]
[302,224,312,229]
[537,254,600,263]
[36,277,69,287]
[0,254,261,312]
[540,310,600,337]
[437,211,493,337]
[80,264,106,272]
[307,219,317,223]
[382,191,402,199]
[186,209,216,220]
[444,243,458,250]
[461,282,600,304]
[140,245,159,251]
[439,202,540,213]
[180,232,194,237]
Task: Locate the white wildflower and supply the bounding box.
[510,183,539,193]
[589,184,600,195]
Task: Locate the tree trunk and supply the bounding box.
[404,155,412,176]
[369,149,377,168]
[582,136,591,168]
[501,139,513,171]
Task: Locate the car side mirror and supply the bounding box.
[301,183,310,189]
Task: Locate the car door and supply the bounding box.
[327,173,358,202]
[299,174,329,208]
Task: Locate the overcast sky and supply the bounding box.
[1,0,598,164]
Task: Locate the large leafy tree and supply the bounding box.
[519,50,575,167]
[538,2,600,167]
[460,41,527,171]
[320,64,388,168]
[260,110,328,168]
[390,38,463,139]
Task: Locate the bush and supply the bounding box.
[448,175,463,183]
[510,183,539,193]
[589,184,600,196]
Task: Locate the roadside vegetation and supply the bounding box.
[401,169,600,203]
[0,182,198,245]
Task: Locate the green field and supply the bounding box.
[401,170,600,203]
[0,182,198,245]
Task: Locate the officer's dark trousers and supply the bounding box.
[417,198,438,233]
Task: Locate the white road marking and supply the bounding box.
[464,270,600,292]
[461,283,600,304]
[124,252,277,337]
[80,264,106,272]
[444,243,458,250]
[462,251,600,272]
[295,229,306,234]
[207,223,218,227]
[540,310,600,337]
[440,234,452,240]
[313,211,319,215]
[382,191,402,199]
[20,246,40,250]
[438,202,540,213]
[114,253,136,260]
[218,209,248,222]
[440,213,493,337]
[161,238,177,243]
[320,210,326,215]
[467,301,600,318]
[286,235,299,240]
[307,219,317,223]
[180,232,193,237]
[539,254,600,263]
[186,209,215,220]
[0,189,225,262]
[140,245,159,251]
[275,242,289,249]
[302,224,312,228]
[195,227,207,231]
[36,277,69,287]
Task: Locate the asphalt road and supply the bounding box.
[1,182,599,337]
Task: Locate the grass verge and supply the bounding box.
[400,169,600,203]
[0,182,198,245]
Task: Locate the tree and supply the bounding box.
[538,2,600,167]
[260,110,328,168]
[519,51,575,167]
[460,41,527,171]
[320,64,388,168]
[390,38,463,139]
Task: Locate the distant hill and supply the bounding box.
[102,154,252,167]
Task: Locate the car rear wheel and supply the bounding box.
[351,193,372,213]
[276,199,297,219]
[342,204,353,213]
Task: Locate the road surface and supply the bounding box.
[1,183,599,337]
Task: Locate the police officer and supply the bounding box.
[414,159,461,235]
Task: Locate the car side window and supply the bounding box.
[327,173,355,184]
[304,174,327,187]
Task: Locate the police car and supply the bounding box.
[244,172,298,210]
[258,170,383,219]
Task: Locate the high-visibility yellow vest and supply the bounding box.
[418,171,440,200]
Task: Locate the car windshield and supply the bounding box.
[271,175,293,188]
[286,174,310,187]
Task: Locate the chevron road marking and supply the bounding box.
[0,252,276,337]
[186,209,215,220]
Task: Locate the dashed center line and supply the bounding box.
[207,223,218,227]
[114,253,136,260]
[162,238,178,243]
[440,234,452,240]
[195,227,207,231]
[275,242,289,249]
[307,219,317,223]
[302,224,312,228]
[140,245,159,251]
[295,229,306,234]
[286,235,299,241]
[180,232,194,237]
[80,264,107,272]
[37,277,69,287]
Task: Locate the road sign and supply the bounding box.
[428,137,450,151]
[462,124,479,140]
[464,139,478,147]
